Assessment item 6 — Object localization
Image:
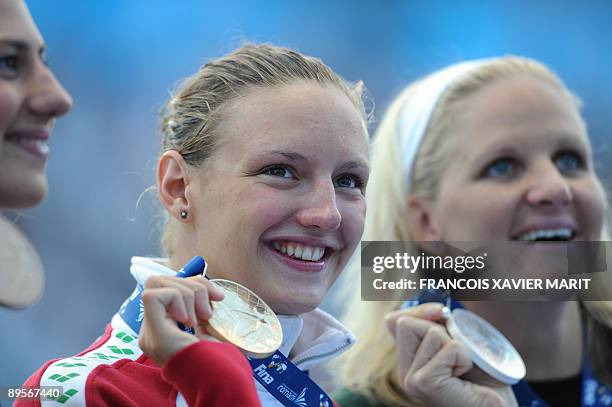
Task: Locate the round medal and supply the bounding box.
[0,216,44,309]
[206,279,282,358]
[443,306,526,384]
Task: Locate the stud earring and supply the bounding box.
[180,209,188,219]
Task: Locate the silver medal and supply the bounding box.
[443,306,526,384]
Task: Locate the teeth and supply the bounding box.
[271,241,326,262]
[9,137,49,154]
[314,247,323,260]
[516,228,573,241]
[302,247,313,261]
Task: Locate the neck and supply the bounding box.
[462,301,583,381]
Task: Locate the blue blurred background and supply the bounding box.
[2,0,612,387]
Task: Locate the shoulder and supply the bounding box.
[22,323,170,406]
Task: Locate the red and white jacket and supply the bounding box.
[17,257,355,406]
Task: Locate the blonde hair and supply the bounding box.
[339,56,612,405]
[158,43,368,257]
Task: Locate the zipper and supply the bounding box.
[293,337,354,367]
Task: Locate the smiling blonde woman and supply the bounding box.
[19,43,371,407]
[335,57,612,407]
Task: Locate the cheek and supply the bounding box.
[233,187,295,236]
[575,180,607,237]
[339,199,366,248]
[0,85,20,133]
[436,185,515,240]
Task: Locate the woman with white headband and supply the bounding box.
[335,57,612,406]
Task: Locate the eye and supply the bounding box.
[0,55,19,74]
[39,50,49,67]
[482,157,516,179]
[261,165,296,179]
[554,151,583,174]
[334,174,364,190]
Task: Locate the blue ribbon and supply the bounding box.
[248,352,332,407]
[118,256,206,334]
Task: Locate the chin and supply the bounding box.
[270,295,320,316]
[0,183,47,208]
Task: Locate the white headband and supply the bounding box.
[399,59,493,191]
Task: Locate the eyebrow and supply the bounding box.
[478,131,589,162]
[0,39,46,55]
[268,150,306,161]
[554,132,589,151]
[267,150,370,172]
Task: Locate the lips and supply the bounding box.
[5,129,50,159]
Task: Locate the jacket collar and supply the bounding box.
[125,256,355,369]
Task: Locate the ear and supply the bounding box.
[157,150,192,222]
[407,195,442,241]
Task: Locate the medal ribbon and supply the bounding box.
[248,353,332,407]
[118,256,205,334]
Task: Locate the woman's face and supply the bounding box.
[428,75,605,249]
[188,82,369,314]
[0,1,72,208]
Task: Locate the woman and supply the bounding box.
[0,0,72,309]
[335,57,612,406]
[19,43,370,406]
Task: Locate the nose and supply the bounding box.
[26,62,73,119]
[295,180,342,231]
[525,161,573,207]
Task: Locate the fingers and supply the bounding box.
[409,354,509,407]
[402,339,475,403]
[385,302,444,336]
[190,276,225,302]
[144,275,223,327]
[421,339,473,381]
[385,303,446,378]
[406,323,451,378]
[393,314,451,381]
[388,304,517,407]
[139,274,225,367]
[387,303,471,402]
[141,286,191,329]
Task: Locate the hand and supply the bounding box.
[385,303,518,407]
[138,275,225,366]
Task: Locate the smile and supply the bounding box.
[513,227,576,242]
[5,130,50,159]
[271,240,328,262]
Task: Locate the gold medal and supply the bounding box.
[0,216,44,309]
[206,279,282,358]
